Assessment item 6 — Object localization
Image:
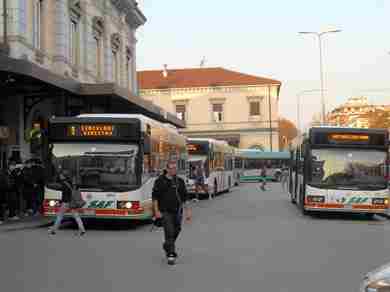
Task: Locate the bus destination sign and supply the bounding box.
[67,124,116,137]
[328,133,369,143]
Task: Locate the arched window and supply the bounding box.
[69,0,82,66]
[249,144,265,151]
[92,17,104,79]
[111,33,121,83]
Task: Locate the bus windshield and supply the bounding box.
[50,143,139,192]
[309,148,387,190]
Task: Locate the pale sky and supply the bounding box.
[136,0,390,128]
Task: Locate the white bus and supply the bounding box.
[289,127,389,217]
[43,114,188,221]
[186,138,234,197]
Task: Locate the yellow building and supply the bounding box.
[138,67,282,150]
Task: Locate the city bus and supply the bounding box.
[43,114,188,221]
[289,127,389,216]
[237,149,291,182]
[186,138,234,197]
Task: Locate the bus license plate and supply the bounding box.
[83,209,95,216]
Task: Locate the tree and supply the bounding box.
[279,118,298,150]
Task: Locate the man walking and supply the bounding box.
[152,162,191,265]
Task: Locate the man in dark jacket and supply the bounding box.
[48,170,85,236]
[152,161,191,265]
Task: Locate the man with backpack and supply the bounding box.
[152,162,191,265]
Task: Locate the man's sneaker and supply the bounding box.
[48,229,56,235]
[76,231,86,236]
[167,254,176,265]
[10,216,20,221]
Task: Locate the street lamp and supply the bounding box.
[299,29,342,125]
[296,89,322,132]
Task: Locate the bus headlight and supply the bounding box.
[307,196,325,203]
[117,201,140,210]
[45,200,61,207]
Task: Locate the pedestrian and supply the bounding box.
[152,161,192,265]
[193,165,207,201]
[280,167,289,191]
[21,161,34,216]
[48,170,86,236]
[7,160,20,220]
[0,169,9,224]
[260,165,267,191]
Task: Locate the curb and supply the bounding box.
[0,216,53,232]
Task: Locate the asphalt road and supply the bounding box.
[1,183,390,292]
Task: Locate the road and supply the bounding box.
[1,183,390,292]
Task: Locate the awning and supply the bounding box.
[0,55,185,128]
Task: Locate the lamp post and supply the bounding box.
[296,89,323,132]
[299,29,341,125]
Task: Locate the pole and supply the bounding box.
[268,86,273,151]
[318,34,326,125]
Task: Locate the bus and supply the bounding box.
[186,138,234,197]
[237,149,291,182]
[289,127,389,216]
[43,114,188,221]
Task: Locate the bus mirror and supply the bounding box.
[144,136,151,154]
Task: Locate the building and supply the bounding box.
[0,0,183,166]
[327,96,390,128]
[138,67,281,150]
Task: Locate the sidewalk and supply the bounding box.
[0,215,52,232]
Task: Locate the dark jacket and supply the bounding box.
[152,175,188,213]
[59,178,73,203]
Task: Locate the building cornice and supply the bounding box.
[110,0,146,29]
[139,84,280,95]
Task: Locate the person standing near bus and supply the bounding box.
[280,167,289,191]
[260,165,267,191]
[48,170,86,236]
[194,165,209,201]
[152,162,191,265]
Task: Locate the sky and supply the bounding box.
[136,0,390,129]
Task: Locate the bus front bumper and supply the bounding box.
[304,204,388,214]
[43,208,152,220]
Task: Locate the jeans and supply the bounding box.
[51,203,85,232]
[162,210,183,256]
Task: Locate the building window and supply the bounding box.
[212,103,223,122]
[69,19,79,66]
[175,104,186,121]
[250,101,260,116]
[33,0,44,49]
